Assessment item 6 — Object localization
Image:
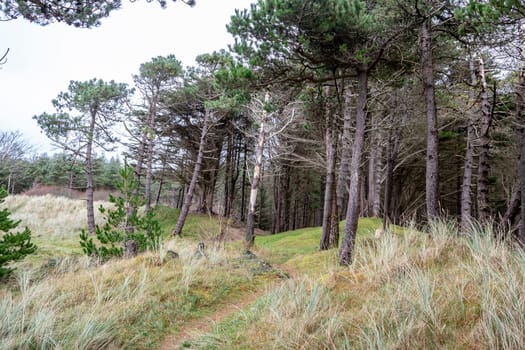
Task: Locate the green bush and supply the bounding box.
[0,187,36,278]
[80,165,161,259]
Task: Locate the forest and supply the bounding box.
[4,0,525,263]
[2,0,525,348]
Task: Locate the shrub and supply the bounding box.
[0,187,36,278]
[79,165,161,259]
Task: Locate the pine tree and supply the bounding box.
[0,187,36,278]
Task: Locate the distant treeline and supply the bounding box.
[0,152,121,194]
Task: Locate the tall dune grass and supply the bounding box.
[0,239,272,349]
[198,219,525,349]
[4,194,109,238]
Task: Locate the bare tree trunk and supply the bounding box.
[172,109,211,236]
[240,141,248,222]
[328,167,339,248]
[271,171,280,234]
[460,60,478,232]
[155,179,163,206]
[368,116,382,217]
[339,67,368,266]
[223,132,234,217]
[321,86,337,250]
[336,87,352,220]
[280,165,291,232]
[520,137,525,245]
[86,112,96,234]
[422,18,440,220]
[257,165,265,229]
[461,123,475,231]
[516,68,525,245]
[245,109,266,252]
[476,58,492,224]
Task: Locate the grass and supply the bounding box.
[196,220,525,350]
[0,241,282,349]
[154,205,223,240]
[254,217,385,265]
[4,193,525,349]
[2,195,218,268]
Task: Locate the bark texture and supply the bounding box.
[460,60,477,232]
[339,68,368,266]
[517,68,525,244]
[336,87,353,220]
[421,18,440,220]
[476,58,492,224]
[320,85,338,250]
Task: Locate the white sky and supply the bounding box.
[0,0,253,154]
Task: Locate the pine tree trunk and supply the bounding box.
[368,118,382,218]
[339,67,368,266]
[172,108,211,236]
[281,165,291,232]
[321,86,337,250]
[516,68,525,244]
[272,171,280,234]
[460,60,478,232]
[245,110,266,252]
[336,87,352,220]
[85,111,96,234]
[422,18,440,220]
[329,167,339,248]
[240,141,248,222]
[461,123,474,232]
[223,133,234,217]
[477,58,492,224]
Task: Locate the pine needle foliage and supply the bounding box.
[0,187,36,278]
[79,165,161,259]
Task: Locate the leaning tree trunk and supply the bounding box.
[460,59,477,232]
[339,67,368,266]
[336,86,352,220]
[85,111,97,234]
[172,108,211,236]
[476,58,493,224]
[245,108,267,252]
[516,68,525,245]
[422,18,440,220]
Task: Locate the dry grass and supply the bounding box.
[5,193,525,349]
[0,238,280,349]
[4,194,110,238]
[197,219,525,350]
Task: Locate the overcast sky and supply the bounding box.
[0,0,253,154]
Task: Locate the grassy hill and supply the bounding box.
[2,195,524,349]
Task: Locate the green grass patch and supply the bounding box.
[155,205,223,240]
[254,217,384,264]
